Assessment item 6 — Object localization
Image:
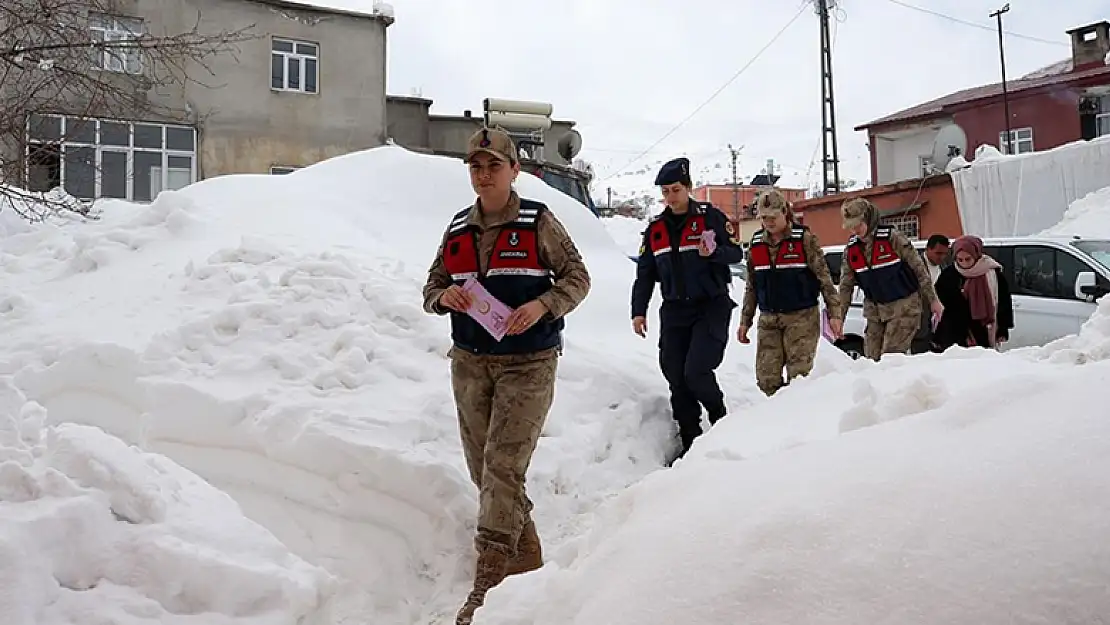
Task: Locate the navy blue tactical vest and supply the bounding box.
[748,226,820,313]
[441,200,563,355]
[845,225,919,304]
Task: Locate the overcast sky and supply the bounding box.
[378,0,1105,191]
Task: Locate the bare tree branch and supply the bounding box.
[0,0,258,220]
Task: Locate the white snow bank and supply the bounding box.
[0,379,333,625]
[1038,184,1110,238]
[600,215,649,258]
[480,337,1110,625]
[2,143,787,623]
[1036,295,1110,364]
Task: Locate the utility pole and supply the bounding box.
[990,4,1013,155]
[728,144,741,221]
[817,0,841,196]
[607,186,612,212]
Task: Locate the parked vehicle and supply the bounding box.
[823,236,1110,358]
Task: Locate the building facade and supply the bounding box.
[692,182,808,241]
[857,20,1110,186]
[793,175,962,247]
[10,0,393,202]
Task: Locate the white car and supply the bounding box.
[824,236,1110,357]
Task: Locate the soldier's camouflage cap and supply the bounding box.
[841,197,876,230]
[756,189,789,218]
[465,126,517,164]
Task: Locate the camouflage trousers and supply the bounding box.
[863,294,922,361]
[755,305,821,396]
[449,346,558,555]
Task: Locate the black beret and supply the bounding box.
[654,157,691,186]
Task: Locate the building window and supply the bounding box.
[999,127,1034,155]
[25,113,197,202]
[89,13,144,74]
[880,214,920,240]
[1097,95,1110,138]
[271,38,319,94]
[270,166,298,175]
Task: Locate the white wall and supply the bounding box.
[875,127,940,184]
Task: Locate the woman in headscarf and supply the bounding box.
[932,235,1014,350]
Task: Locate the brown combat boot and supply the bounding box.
[456,546,510,625]
[505,520,543,576]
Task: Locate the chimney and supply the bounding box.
[1066,21,1110,70]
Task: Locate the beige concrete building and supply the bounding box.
[8,0,393,202]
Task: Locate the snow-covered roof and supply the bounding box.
[253,0,395,22]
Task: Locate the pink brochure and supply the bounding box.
[701,229,717,254]
[462,277,514,341]
[820,309,837,343]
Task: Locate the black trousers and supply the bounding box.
[658,297,734,451]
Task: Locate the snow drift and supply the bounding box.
[481,301,1110,625]
[0,144,784,623]
[5,140,1107,625]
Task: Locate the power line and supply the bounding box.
[882,0,1068,46]
[599,2,810,183]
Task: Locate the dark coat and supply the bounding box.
[932,265,1014,350]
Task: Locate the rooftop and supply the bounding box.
[855,61,1110,131]
[252,0,396,23]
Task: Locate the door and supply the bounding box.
[1006,244,1099,349]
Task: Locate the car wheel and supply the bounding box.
[836,337,864,360]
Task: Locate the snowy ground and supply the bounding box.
[3,148,1109,625]
[599,215,649,258]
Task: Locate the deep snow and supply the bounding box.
[3,144,1109,625]
[0,145,781,623]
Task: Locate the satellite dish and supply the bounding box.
[930,124,968,172]
[557,130,583,161]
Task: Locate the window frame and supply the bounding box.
[1009,244,1095,302]
[271,37,319,94]
[1096,95,1110,138]
[999,127,1034,155]
[89,13,144,74]
[24,113,197,202]
[880,214,921,240]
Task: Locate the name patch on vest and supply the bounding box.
[499,250,529,259]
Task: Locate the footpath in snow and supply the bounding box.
[3,150,1110,624]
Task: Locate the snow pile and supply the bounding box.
[1036,295,1110,364]
[1,143,788,623]
[600,215,649,258]
[1039,184,1110,237]
[480,349,1110,625]
[0,379,333,625]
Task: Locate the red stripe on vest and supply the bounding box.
[489,229,542,272]
[847,235,898,271]
[444,230,480,277]
[750,235,807,269]
[648,221,671,254]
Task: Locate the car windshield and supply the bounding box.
[1072,240,1110,271]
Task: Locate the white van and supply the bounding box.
[823,236,1110,357]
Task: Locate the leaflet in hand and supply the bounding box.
[701,229,717,254]
[462,277,513,341]
[820,309,837,343]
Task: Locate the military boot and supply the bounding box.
[456,546,510,625]
[505,520,543,576]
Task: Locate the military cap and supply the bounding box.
[841,197,876,230]
[465,126,517,164]
[654,157,692,186]
[756,189,790,217]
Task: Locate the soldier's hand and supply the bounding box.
[930,300,945,321]
[737,325,751,344]
[632,316,648,337]
[828,318,844,339]
[505,300,548,335]
[438,285,474,313]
